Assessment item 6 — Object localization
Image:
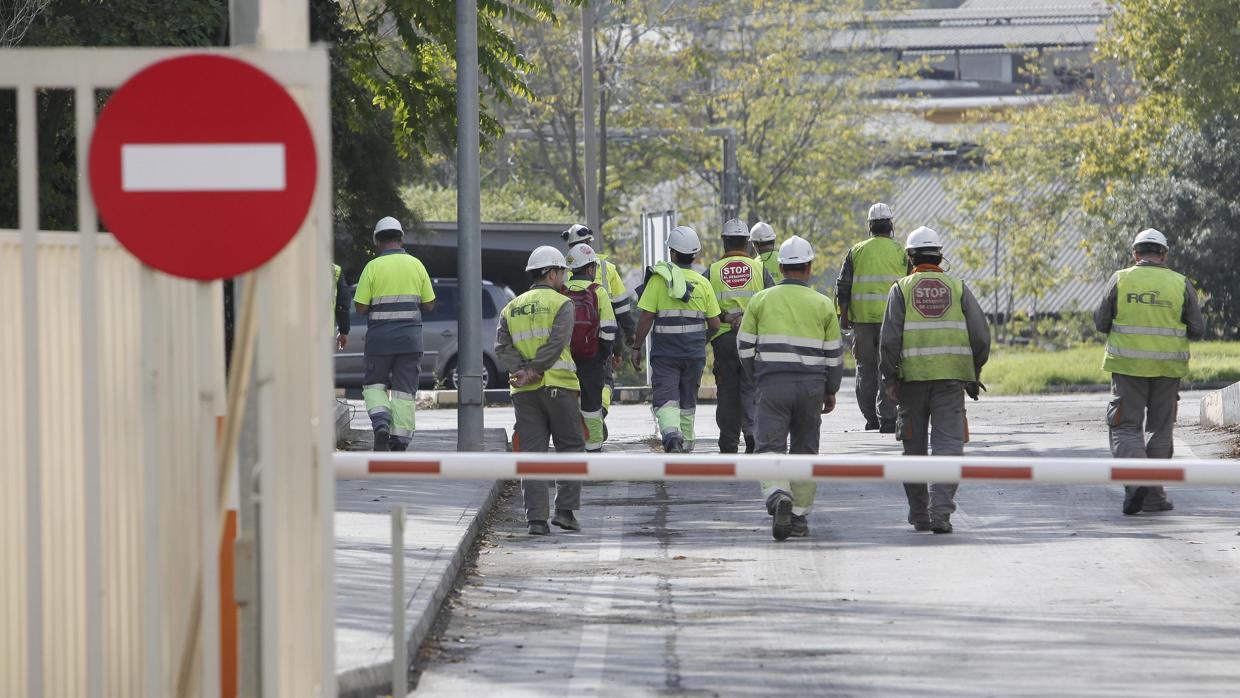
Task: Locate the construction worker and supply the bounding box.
[353,217,436,452]
[562,224,635,416]
[1094,228,1205,515]
[563,244,618,453]
[738,236,843,540]
[333,263,351,350]
[708,218,774,453]
[494,246,586,535]
[750,221,782,285]
[631,225,722,453]
[879,226,990,534]
[837,202,909,432]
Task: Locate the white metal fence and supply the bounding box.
[0,47,334,698]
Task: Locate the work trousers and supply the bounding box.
[651,356,706,451]
[1109,373,1179,508]
[363,352,421,451]
[756,377,824,516]
[711,332,756,453]
[852,323,896,427]
[513,387,585,522]
[577,352,608,452]
[897,379,964,522]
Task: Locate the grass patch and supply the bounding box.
[982,342,1240,395]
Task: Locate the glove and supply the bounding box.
[965,381,986,401]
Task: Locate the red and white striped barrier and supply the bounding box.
[333,452,1240,485]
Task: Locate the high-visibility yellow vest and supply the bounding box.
[736,282,843,381]
[848,236,906,323]
[502,286,580,393]
[897,271,975,382]
[1102,266,1190,378]
[708,253,765,339]
[756,250,782,284]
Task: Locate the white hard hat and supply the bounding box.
[667,225,702,255]
[778,235,814,265]
[1133,228,1169,249]
[722,218,748,237]
[560,223,594,245]
[564,243,598,270]
[373,216,403,237]
[525,245,568,271]
[905,226,942,251]
[749,221,776,243]
[868,202,893,221]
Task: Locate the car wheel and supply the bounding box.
[444,357,494,390]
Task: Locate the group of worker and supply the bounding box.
[341,205,1205,540]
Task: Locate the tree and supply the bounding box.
[0,0,51,47]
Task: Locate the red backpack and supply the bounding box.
[561,283,601,360]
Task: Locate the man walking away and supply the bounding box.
[837,202,908,432]
[880,226,990,534]
[495,246,587,535]
[750,221,782,285]
[353,217,435,452]
[1094,228,1205,515]
[563,244,618,453]
[739,236,843,540]
[708,218,773,453]
[333,263,351,350]
[631,226,721,453]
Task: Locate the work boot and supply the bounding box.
[789,514,809,538]
[879,422,896,434]
[767,492,793,541]
[663,434,685,454]
[744,434,756,454]
[551,509,581,532]
[930,518,953,534]
[1143,499,1175,512]
[908,509,931,532]
[373,428,390,452]
[527,520,551,536]
[1123,486,1149,515]
[718,439,738,454]
[864,419,879,431]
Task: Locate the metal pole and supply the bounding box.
[581,1,601,242]
[456,0,485,450]
[720,129,738,224]
[391,506,407,698]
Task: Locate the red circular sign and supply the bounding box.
[720,260,753,289]
[911,278,953,318]
[89,54,316,280]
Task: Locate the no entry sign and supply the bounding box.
[89,54,316,280]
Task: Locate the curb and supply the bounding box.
[336,479,503,698]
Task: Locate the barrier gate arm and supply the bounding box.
[334,452,1240,485]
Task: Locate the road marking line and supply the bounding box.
[121,143,286,191]
[568,481,627,693]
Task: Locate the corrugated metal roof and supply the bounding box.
[885,169,1107,315]
[829,23,1100,51]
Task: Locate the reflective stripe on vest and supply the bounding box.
[1102,266,1189,378]
[897,272,974,382]
[848,236,906,323]
[736,284,843,379]
[502,287,580,393]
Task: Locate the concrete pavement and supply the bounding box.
[409,386,1240,696]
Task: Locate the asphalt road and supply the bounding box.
[412,386,1240,696]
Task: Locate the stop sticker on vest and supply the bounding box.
[911,278,953,318]
[720,260,753,289]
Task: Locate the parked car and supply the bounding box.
[335,278,516,390]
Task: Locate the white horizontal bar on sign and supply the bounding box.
[332,452,1240,485]
[121,143,286,192]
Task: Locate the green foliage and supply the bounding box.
[982,342,1240,395]
[404,182,576,222]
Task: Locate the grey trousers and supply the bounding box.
[756,377,824,516]
[513,387,585,521]
[897,380,965,522]
[852,323,896,426]
[1109,373,1179,507]
[711,332,756,452]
